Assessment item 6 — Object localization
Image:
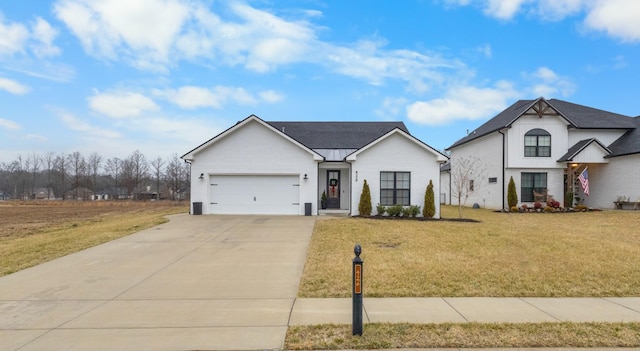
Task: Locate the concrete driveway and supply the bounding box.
[0,214,315,351]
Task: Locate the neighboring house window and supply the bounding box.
[469,180,475,192]
[521,172,547,202]
[524,129,551,157]
[488,177,497,184]
[380,172,410,205]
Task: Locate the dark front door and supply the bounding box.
[326,170,340,209]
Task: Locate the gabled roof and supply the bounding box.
[345,128,448,162]
[606,116,640,158]
[267,121,409,149]
[182,115,324,161]
[557,138,611,162]
[448,97,636,149]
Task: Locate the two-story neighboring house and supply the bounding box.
[443,97,639,210]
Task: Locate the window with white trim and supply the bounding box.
[521,172,547,202]
[524,129,551,157]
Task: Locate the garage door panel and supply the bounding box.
[210,175,300,215]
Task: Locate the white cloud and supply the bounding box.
[53,0,316,72]
[54,0,191,71]
[0,12,29,56]
[536,0,584,19]
[326,40,459,93]
[524,66,575,97]
[374,97,409,120]
[584,0,640,42]
[156,85,283,109]
[30,17,61,58]
[0,118,21,130]
[484,0,530,19]
[259,90,285,104]
[26,134,47,142]
[88,91,158,118]
[0,13,60,58]
[0,77,30,94]
[52,0,467,94]
[407,81,519,125]
[58,110,121,138]
[446,0,640,42]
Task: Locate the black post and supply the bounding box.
[352,244,363,336]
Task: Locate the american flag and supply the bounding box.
[578,167,589,196]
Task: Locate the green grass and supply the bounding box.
[299,206,640,297]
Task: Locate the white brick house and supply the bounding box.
[183,115,448,216]
[442,97,640,210]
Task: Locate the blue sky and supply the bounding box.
[1,0,639,163]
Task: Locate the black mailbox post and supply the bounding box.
[352,244,363,335]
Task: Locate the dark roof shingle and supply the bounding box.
[606,116,640,158]
[267,121,409,149]
[448,98,636,150]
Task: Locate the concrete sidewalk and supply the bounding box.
[290,297,640,325]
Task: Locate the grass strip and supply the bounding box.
[285,322,640,349]
[0,204,187,276]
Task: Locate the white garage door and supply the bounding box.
[209,175,300,215]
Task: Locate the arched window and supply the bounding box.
[524,129,551,157]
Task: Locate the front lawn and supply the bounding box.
[298,205,640,297]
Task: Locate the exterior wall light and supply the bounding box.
[199,173,204,180]
[303,174,308,180]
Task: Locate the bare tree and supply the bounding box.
[28,152,40,198]
[105,157,122,198]
[54,154,69,200]
[87,152,103,194]
[150,156,165,200]
[43,152,56,199]
[450,155,485,218]
[165,154,188,201]
[128,150,148,200]
[67,151,87,200]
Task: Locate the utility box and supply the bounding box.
[304,202,312,216]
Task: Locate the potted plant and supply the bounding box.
[321,190,327,209]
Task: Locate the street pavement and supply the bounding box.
[1,214,639,351]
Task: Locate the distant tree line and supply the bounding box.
[0,150,190,201]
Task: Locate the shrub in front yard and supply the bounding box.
[507,176,518,208]
[423,179,435,218]
[387,204,403,217]
[358,180,372,216]
[376,204,386,216]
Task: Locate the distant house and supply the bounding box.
[183,115,448,216]
[0,192,8,200]
[31,188,55,200]
[65,187,94,201]
[92,187,128,200]
[442,97,640,209]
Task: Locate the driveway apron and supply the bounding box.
[0,214,315,351]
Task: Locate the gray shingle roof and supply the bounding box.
[448,97,636,150]
[267,121,409,149]
[606,116,640,158]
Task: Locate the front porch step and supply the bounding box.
[318,209,350,217]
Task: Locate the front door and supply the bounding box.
[326,170,340,209]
